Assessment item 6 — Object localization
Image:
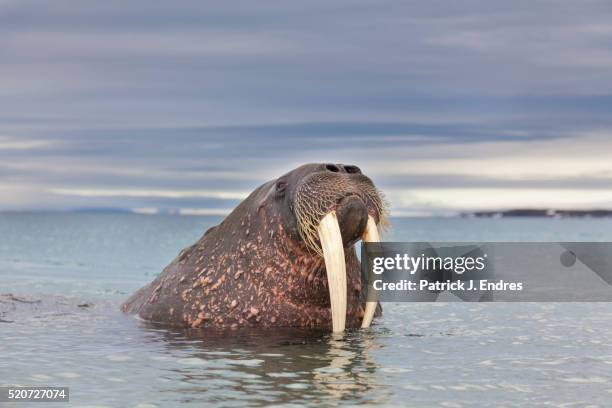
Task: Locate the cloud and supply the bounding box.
[48,188,249,200]
[386,188,612,212]
[0,136,55,150]
[1,1,612,212]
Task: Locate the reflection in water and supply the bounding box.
[141,322,384,406]
[312,333,380,399]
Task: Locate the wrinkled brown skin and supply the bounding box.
[122,163,382,330]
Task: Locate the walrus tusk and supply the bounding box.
[318,211,347,333]
[361,215,380,328]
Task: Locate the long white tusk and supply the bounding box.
[318,211,347,333]
[361,215,380,328]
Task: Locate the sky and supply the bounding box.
[2,0,612,215]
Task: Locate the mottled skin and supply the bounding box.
[122,163,383,329]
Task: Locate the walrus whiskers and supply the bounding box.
[293,172,388,255]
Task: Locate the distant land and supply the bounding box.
[2,208,612,218]
[463,209,612,218]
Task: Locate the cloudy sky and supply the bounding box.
[2,0,612,215]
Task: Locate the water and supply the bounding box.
[2,213,612,407]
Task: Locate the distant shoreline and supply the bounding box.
[463,209,612,218]
[2,208,612,218]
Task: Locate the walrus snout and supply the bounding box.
[336,195,368,247]
[292,166,387,256]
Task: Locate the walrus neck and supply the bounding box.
[271,219,363,308]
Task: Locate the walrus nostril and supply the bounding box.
[325,164,341,173]
[344,165,361,174]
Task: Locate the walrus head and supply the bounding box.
[258,163,388,332]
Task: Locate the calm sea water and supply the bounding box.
[2,213,612,407]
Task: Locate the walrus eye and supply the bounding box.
[275,181,287,196]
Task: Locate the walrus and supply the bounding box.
[122,163,387,332]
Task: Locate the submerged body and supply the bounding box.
[122,163,385,331]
